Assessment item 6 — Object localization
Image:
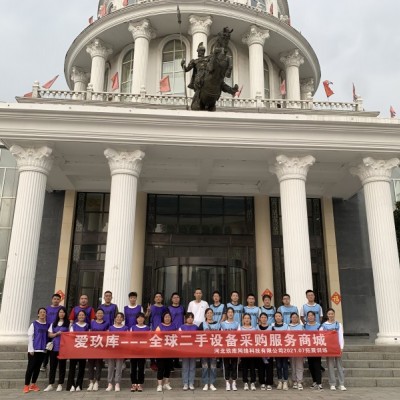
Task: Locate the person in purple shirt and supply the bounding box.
[41,293,62,371]
[106,313,129,392]
[179,312,198,391]
[43,307,69,392]
[124,291,143,329]
[87,309,109,391]
[66,311,89,391]
[130,312,150,392]
[99,291,118,327]
[168,292,185,369]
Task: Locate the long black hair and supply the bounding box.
[53,306,69,329]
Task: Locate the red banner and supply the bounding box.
[59,331,340,359]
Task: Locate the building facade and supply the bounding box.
[0,0,400,345]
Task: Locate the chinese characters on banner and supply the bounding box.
[59,331,341,359]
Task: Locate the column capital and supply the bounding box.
[280,49,304,68]
[242,25,270,47]
[10,145,53,175]
[350,157,400,185]
[86,38,113,59]
[188,15,213,36]
[104,149,145,177]
[71,66,90,85]
[128,19,156,41]
[300,78,314,95]
[270,155,315,182]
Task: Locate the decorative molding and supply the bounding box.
[86,38,113,59]
[10,145,53,175]
[188,15,213,36]
[270,154,315,182]
[242,25,270,47]
[351,157,400,185]
[104,148,145,177]
[128,19,156,41]
[280,49,304,68]
[71,66,90,84]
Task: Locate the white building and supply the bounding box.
[0,0,400,345]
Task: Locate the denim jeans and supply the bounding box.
[182,358,196,385]
[201,358,217,385]
[275,357,288,381]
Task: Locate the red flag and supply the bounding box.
[42,75,59,89]
[390,106,397,118]
[88,16,94,24]
[23,92,33,98]
[123,0,129,6]
[280,79,286,96]
[323,80,334,98]
[160,76,171,93]
[111,72,119,91]
[270,4,274,14]
[235,85,243,98]
[99,4,106,17]
[352,83,358,102]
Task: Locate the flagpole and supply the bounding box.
[177,5,189,110]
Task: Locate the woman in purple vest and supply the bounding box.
[43,306,69,392]
[24,307,49,393]
[66,310,89,391]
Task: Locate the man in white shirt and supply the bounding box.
[187,288,209,326]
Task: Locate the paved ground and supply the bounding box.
[2,387,398,400]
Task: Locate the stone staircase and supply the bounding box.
[1,343,400,390]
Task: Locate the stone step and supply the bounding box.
[345,368,400,378]
[344,345,400,353]
[342,359,400,368]
[342,351,400,360]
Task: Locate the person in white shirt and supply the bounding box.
[187,288,209,326]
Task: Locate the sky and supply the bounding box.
[0,0,399,117]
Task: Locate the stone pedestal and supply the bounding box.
[103,149,145,310]
[270,155,315,309]
[0,146,53,342]
[351,157,400,345]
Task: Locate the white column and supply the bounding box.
[280,49,304,102]
[188,15,212,58]
[71,66,90,92]
[0,146,53,342]
[129,19,156,94]
[300,78,314,101]
[103,149,145,310]
[270,155,315,310]
[351,157,400,345]
[242,25,270,98]
[86,39,113,92]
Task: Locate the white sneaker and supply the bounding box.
[106,384,113,392]
[226,381,231,391]
[163,383,172,390]
[157,385,163,392]
[298,383,303,390]
[339,385,347,391]
[266,385,272,390]
[69,386,75,392]
[183,384,189,391]
[76,386,81,392]
[56,384,62,392]
[44,385,54,392]
[209,384,217,391]
[283,381,288,391]
[310,382,317,389]
[244,383,249,391]
[87,382,94,391]
[93,382,98,391]
[115,383,120,392]
[250,382,256,391]
[330,385,336,391]
[232,381,237,391]
[277,381,283,390]
[318,384,324,391]
[189,384,195,390]
[203,384,208,391]
[293,381,298,389]
[261,384,266,390]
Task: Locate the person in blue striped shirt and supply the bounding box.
[277,294,298,325]
[227,291,244,325]
[300,290,323,324]
[259,294,275,325]
[243,293,260,328]
[210,291,226,323]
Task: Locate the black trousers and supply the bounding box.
[130,358,146,384]
[258,358,274,385]
[156,358,173,380]
[66,359,86,390]
[25,352,46,385]
[223,358,238,380]
[48,351,66,385]
[241,358,256,383]
[87,359,103,382]
[308,357,322,385]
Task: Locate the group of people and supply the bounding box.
[24,288,346,393]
